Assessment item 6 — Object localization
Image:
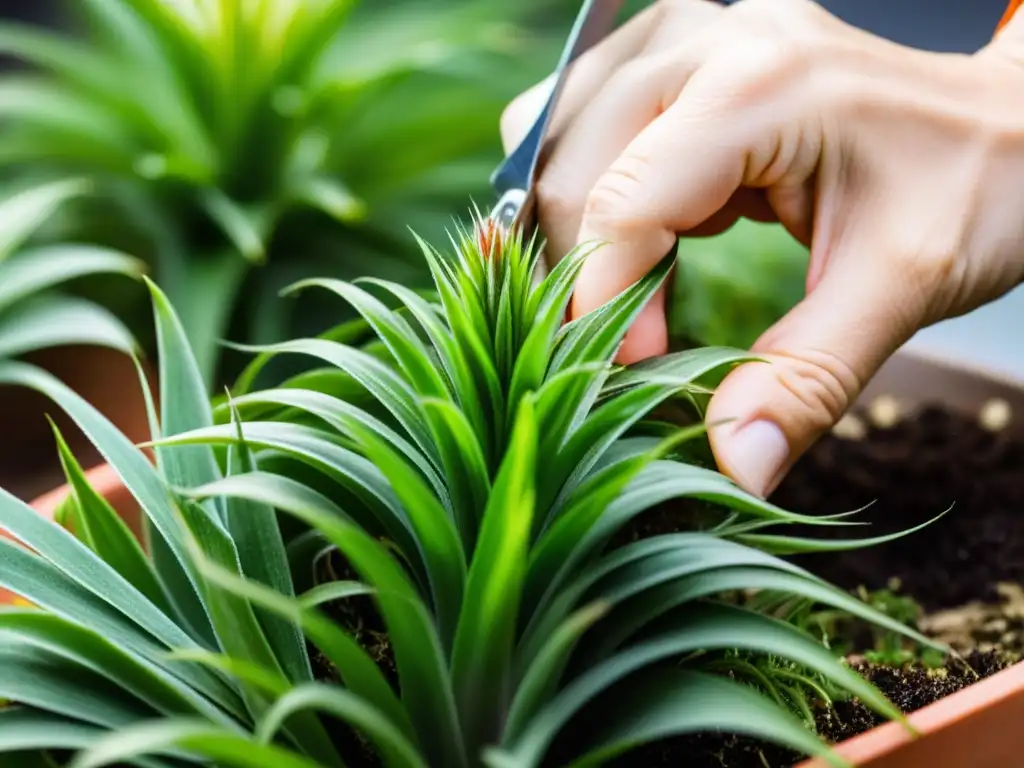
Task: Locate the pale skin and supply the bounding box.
[500,0,1024,498]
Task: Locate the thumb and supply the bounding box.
[706,255,925,498]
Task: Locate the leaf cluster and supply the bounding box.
[0,220,943,768]
[0,0,563,384]
[0,179,140,364]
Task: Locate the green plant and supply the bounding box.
[0,178,140,364]
[0,219,942,767]
[753,582,948,670]
[0,0,562,387]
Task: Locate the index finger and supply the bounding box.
[570,60,776,359]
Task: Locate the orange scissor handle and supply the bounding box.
[999,0,1023,32]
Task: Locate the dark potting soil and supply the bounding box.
[773,404,1024,612]
[311,550,393,768]
[616,403,1024,613]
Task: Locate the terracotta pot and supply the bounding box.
[797,347,1024,767]
[8,348,1024,765]
[0,345,154,502]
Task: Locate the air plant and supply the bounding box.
[0,217,941,767]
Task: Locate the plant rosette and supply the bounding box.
[0,218,943,767]
[0,0,566,388]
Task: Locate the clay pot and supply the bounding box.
[0,345,154,502]
[9,349,1024,766]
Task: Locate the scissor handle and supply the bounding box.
[490,0,626,201]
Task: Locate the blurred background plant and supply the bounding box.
[670,219,809,351]
[0,179,139,364]
[0,0,575,388]
[0,178,143,500]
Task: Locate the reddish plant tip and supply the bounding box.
[475,217,503,261]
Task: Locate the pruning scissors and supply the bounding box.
[489,0,625,238]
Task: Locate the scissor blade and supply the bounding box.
[490,188,529,233]
[490,0,625,202]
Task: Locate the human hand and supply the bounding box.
[500,0,1024,497]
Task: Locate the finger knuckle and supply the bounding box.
[660,0,720,19]
[534,174,583,223]
[736,0,815,21]
[734,40,810,89]
[583,155,655,232]
[768,349,860,431]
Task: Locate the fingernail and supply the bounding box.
[720,420,790,498]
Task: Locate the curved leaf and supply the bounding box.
[569,670,841,768]
[153,422,420,569]
[357,278,485,443]
[51,424,166,612]
[0,244,142,314]
[421,396,490,544]
[256,684,427,768]
[0,639,157,729]
[218,387,445,504]
[504,602,898,763]
[68,719,322,768]
[0,296,136,358]
[185,473,466,768]
[285,278,448,400]
[502,601,608,745]
[225,338,439,466]
[0,178,89,261]
[0,610,228,724]
[0,362,214,647]
[0,708,169,767]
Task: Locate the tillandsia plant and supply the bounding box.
[0,0,562,386]
[0,219,943,767]
[0,178,140,364]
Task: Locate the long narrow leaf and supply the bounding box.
[0,296,136,359]
[0,244,142,314]
[0,178,89,262]
[451,398,536,755]
[0,539,243,719]
[185,473,467,768]
[191,539,413,743]
[51,424,167,612]
[68,719,324,768]
[570,670,842,768]
[224,403,312,685]
[0,362,216,647]
[0,708,169,768]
